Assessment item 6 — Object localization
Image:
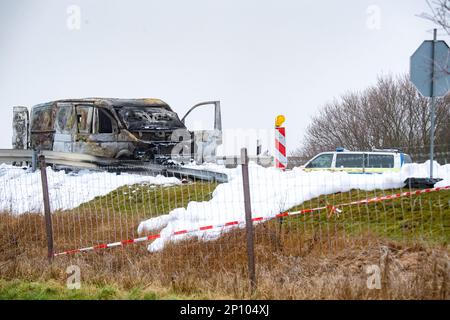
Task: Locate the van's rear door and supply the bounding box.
[12,106,29,150]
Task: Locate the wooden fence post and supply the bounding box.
[39,155,54,262]
[241,147,256,295]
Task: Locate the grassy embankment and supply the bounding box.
[1,182,449,299]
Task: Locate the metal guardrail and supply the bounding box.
[42,150,118,169]
[164,165,228,183]
[0,149,33,163]
[215,155,307,169]
[215,155,274,168]
[0,149,228,182]
[0,149,116,170]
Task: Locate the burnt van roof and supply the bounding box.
[32,98,172,110]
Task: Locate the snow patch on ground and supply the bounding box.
[182,162,238,177]
[138,161,450,252]
[0,164,180,214]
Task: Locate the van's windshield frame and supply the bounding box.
[115,106,186,131]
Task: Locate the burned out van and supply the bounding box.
[12,98,222,164]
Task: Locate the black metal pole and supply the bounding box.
[241,147,256,295]
[39,155,54,262]
[429,28,437,179]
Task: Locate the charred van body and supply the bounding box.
[12,98,222,164]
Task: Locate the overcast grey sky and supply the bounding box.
[0,0,438,154]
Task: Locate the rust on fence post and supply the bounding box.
[39,155,54,262]
[241,147,256,295]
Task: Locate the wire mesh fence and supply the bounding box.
[0,154,449,299]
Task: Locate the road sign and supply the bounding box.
[410,40,450,97]
[410,30,450,179]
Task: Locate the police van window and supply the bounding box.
[97,109,113,133]
[335,153,364,168]
[306,154,333,168]
[403,154,412,164]
[366,154,394,168]
[76,106,93,134]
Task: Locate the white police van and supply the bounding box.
[303,148,412,173]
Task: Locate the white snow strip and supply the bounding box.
[0,163,180,214]
[138,161,450,252]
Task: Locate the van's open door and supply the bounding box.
[181,101,222,163]
[12,106,29,150]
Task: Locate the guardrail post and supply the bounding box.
[31,149,38,172]
[39,155,54,262]
[241,147,256,295]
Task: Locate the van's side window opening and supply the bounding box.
[97,109,113,133]
[56,106,76,134]
[306,154,333,168]
[336,153,364,168]
[366,154,394,168]
[76,106,93,134]
[31,106,53,132]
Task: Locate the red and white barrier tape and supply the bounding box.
[53,185,450,257]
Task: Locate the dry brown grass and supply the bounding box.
[1,211,449,299]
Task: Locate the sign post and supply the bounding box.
[274,115,287,170]
[410,29,450,178]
